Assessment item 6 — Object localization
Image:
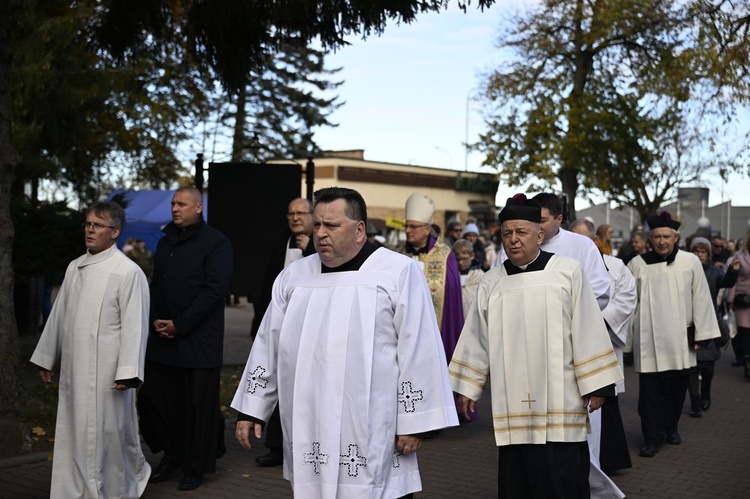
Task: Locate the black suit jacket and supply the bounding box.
[148,218,233,368]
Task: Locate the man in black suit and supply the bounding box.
[138,187,233,491]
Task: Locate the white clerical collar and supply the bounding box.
[79,244,117,268]
[515,250,541,270]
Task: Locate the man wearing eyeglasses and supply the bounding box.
[138,186,233,491]
[248,197,315,467]
[31,201,151,498]
[399,192,464,365]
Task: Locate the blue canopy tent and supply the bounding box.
[107,189,208,252]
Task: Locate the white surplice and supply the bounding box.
[602,254,637,394]
[628,250,721,373]
[449,254,623,446]
[492,240,619,496]
[587,254,636,499]
[30,245,151,499]
[232,248,458,499]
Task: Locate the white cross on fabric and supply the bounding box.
[303,442,329,475]
[397,381,424,413]
[339,443,368,477]
[245,365,268,394]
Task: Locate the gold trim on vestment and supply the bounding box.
[449,358,489,377]
[399,240,451,328]
[574,349,616,368]
[448,369,486,389]
[576,360,621,380]
[493,422,589,433]
[493,410,587,421]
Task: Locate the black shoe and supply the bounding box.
[255,449,283,467]
[178,472,203,491]
[665,431,682,445]
[689,409,702,418]
[701,399,711,411]
[639,442,659,457]
[149,456,182,483]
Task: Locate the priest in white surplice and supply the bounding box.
[628,211,720,458]
[450,194,622,498]
[31,201,150,499]
[232,187,458,499]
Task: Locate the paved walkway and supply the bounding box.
[3,301,749,498]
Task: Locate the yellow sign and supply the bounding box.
[386,216,405,230]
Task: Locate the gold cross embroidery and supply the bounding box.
[521,393,536,409]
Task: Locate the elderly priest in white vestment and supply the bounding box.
[31,201,151,498]
[627,211,720,458]
[232,187,458,499]
[449,194,623,499]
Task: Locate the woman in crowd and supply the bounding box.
[688,237,739,416]
[728,229,750,379]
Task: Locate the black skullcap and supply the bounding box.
[498,194,542,225]
[646,211,681,231]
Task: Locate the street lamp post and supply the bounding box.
[465,87,480,172]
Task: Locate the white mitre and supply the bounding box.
[405,192,435,224]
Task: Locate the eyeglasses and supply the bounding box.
[287,211,311,218]
[81,221,116,231]
[404,223,430,231]
[451,228,463,233]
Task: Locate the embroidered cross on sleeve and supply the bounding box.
[398,381,424,413]
[245,365,269,394]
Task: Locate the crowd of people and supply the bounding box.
[29,186,748,498]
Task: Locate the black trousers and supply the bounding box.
[731,334,743,360]
[688,362,715,410]
[497,442,590,499]
[599,395,631,474]
[264,405,283,449]
[740,326,750,355]
[740,327,750,378]
[138,362,226,475]
[638,370,690,444]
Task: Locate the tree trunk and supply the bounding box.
[558,0,590,222]
[558,166,579,222]
[231,85,247,162]
[0,0,26,458]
